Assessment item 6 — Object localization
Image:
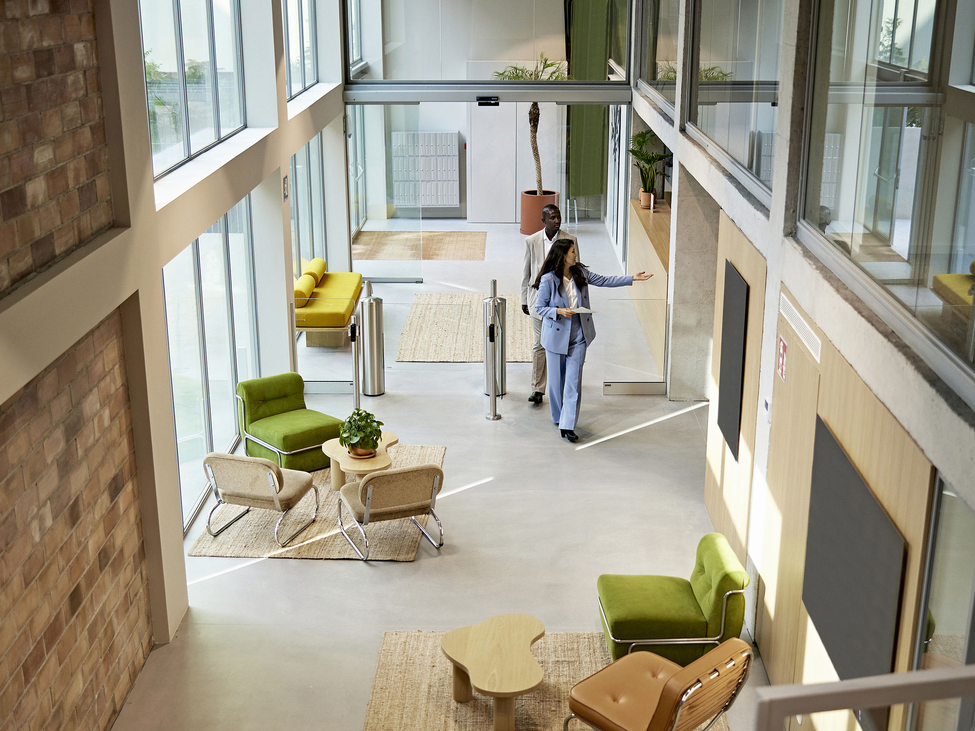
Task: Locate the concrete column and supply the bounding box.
[666,164,720,400]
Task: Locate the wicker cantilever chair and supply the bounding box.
[564,637,752,731]
[203,452,319,547]
[337,464,444,561]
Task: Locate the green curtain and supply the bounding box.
[565,0,610,199]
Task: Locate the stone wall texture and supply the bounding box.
[0,310,151,730]
[0,0,113,298]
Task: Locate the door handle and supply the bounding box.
[873,167,896,184]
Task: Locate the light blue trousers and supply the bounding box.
[546,315,587,430]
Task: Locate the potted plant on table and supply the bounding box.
[628,130,672,210]
[494,53,569,234]
[339,408,384,458]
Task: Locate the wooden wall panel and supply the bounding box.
[757,313,821,686]
[626,200,670,372]
[704,212,767,563]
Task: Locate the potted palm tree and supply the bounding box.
[629,130,672,210]
[494,53,568,234]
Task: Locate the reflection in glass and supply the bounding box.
[290,133,327,271]
[179,0,216,153]
[199,220,237,453]
[639,0,680,105]
[141,0,186,174]
[213,0,243,132]
[227,198,259,383]
[302,0,316,87]
[913,477,975,731]
[695,0,783,187]
[286,0,303,96]
[351,0,625,81]
[163,247,208,525]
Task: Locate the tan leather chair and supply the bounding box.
[563,637,751,731]
[203,452,319,547]
[337,464,444,561]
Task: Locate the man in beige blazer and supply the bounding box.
[520,204,578,404]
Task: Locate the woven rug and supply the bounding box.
[187,445,446,561]
[353,231,486,261]
[364,631,732,731]
[396,293,533,362]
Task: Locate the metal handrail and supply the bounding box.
[755,664,975,731]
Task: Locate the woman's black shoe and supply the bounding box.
[560,429,579,442]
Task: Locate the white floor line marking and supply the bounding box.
[186,526,344,585]
[575,402,709,450]
[439,477,494,498]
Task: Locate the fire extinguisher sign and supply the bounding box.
[777,336,787,382]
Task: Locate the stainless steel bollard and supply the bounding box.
[483,280,506,397]
[359,281,385,396]
[350,314,361,411]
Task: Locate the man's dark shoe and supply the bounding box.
[528,392,543,404]
[560,429,579,442]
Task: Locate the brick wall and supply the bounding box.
[0,310,151,730]
[0,0,113,298]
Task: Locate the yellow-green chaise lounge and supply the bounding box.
[236,372,342,472]
[596,532,749,665]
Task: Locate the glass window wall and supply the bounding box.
[140,0,245,177]
[290,133,328,277]
[692,0,784,187]
[803,0,975,369]
[162,196,259,530]
[284,0,318,97]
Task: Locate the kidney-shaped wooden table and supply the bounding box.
[441,613,545,731]
[321,431,398,491]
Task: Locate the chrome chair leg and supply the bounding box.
[337,499,370,560]
[206,500,251,537]
[412,508,444,550]
[564,713,601,731]
[274,486,320,547]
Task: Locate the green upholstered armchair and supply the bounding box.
[236,372,342,472]
[597,533,749,665]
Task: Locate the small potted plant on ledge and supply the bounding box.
[339,408,384,458]
[628,130,672,210]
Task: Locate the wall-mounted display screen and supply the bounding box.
[717,260,749,461]
[803,416,905,731]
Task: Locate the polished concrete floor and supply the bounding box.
[111,219,768,730]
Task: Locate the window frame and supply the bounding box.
[139,0,247,180]
[283,0,319,99]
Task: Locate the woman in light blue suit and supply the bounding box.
[533,239,651,442]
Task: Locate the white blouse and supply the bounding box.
[562,276,579,310]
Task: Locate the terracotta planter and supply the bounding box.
[520,190,559,235]
[347,445,377,459]
[639,190,652,209]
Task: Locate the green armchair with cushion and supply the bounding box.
[597,532,749,665]
[236,372,342,472]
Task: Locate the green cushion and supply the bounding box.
[248,409,342,453]
[237,373,306,428]
[244,438,330,472]
[597,574,708,664]
[689,533,748,639]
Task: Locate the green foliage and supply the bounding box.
[339,408,385,451]
[628,130,672,194]
[185,59,206,83]
[493,52,569,82]
[144,50,166,83]
[877,17,907,66]
[656,63,733,82]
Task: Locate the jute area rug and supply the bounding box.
[353,230,486,261]
[396,293,533,363]
[364,631,733,731]
[187,445,446,561]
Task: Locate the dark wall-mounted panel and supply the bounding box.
[803,416,906,686]
[717,260,749,461]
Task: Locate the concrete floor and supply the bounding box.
[111,218,768,730]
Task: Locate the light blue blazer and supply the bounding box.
[535,268,633,355]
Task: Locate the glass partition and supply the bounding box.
[638,0,680,106]
[692,0,784,187]
[350,0,627,82]
[599,298,666,383]
[290,132,328,277]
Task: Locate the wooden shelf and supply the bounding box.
[630,200,671,273]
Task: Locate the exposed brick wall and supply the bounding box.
[0,0,113,298]
[0,310,150,730]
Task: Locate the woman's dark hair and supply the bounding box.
[531,238,586,289]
